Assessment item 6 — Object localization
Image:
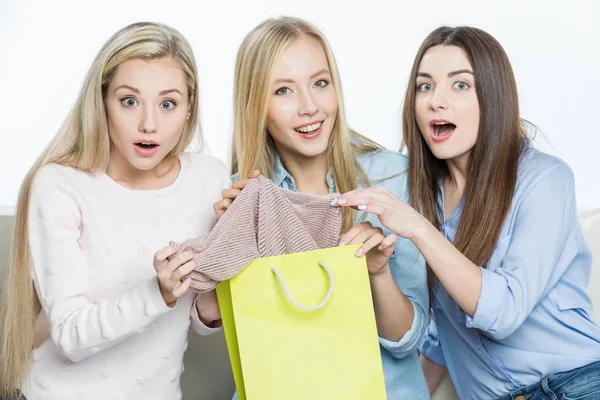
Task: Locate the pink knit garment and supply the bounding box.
[175,175,342,292]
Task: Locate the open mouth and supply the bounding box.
[294,121,323,134]
[134,141,159,150]
[432,121,456,136]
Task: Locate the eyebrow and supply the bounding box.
[114,85,183,96]
[115,85,140,94]
[417,69,474,79]
[273,68,331,85]
[158,89,183,96]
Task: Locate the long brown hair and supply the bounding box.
[0,22,202,397]
[230,16,382,233]
[402,27,527,289]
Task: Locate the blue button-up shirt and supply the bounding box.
[270,149,430,399]
[420,146,600,399]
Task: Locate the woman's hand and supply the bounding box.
[333,186,427,240]
[339,221,396,276]
[153,245,195,307]
[213,170,260,218]
[195,290,222,328]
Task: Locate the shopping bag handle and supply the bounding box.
[271,260,334,311]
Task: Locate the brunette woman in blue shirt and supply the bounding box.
[334,26,600,400]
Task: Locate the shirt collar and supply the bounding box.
[273,153,336,193]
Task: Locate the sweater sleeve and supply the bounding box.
[29,165,173,362]
[188,161,231,334]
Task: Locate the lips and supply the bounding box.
[429,119,456,143]
[134,140,159,149]
[294,121,323,134]
[133,140,160,156]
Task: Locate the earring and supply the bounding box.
[186,112,191,120]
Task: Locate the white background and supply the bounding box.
[1,0,599,212]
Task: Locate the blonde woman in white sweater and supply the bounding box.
[0,22,229,400]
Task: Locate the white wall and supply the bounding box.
[1,0,599,211]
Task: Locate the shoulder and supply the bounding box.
[516,147,574,197]
[29,164,89,222]
[357,148,409,180]
[184,152,231,185]
[186,152,229,174]
[32,163,91,197]
[356,149,410,200]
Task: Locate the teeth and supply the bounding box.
[295,122,322,133]
[434,122,449,125]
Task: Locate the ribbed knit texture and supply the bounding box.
[176,176,342,292]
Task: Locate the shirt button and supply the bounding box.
[516,396,526,400]
[137,376,147,385]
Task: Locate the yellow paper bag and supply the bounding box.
[216,244,387,400]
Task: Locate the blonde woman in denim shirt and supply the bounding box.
[213,16,430,399]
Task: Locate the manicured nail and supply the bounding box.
[358,205,367,210]
[337,199,347,205]
[355,248,364,257]
[330,198,338,206]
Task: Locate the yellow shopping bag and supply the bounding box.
[216,244,387,400]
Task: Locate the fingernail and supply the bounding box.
[378,245,383,251]
[355,249,364,257]
[338,199,347,205]
[358,205,367,210]
[330,198,338,206]
[339,241,346,246]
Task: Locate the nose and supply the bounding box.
[429,87,449,111]
[138,106,157,133]
[297,89,318,117]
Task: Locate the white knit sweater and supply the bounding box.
[22,152,230,400]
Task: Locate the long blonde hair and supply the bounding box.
[0,22,202,396]
[230,16,382,232]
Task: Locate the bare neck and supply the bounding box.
[278,152,330,195]
[106,152,180,190]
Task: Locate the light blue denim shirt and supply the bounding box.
[419,146,600,400]
[259,149,430,399]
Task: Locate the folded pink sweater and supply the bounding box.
[176,175,342,292]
